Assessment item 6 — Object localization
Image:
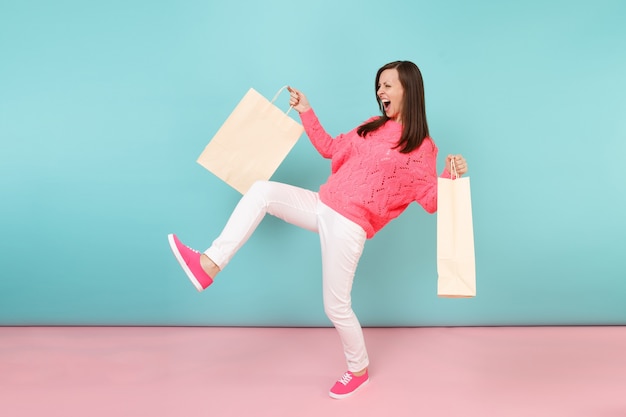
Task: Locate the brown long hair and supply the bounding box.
[357,61,429,153]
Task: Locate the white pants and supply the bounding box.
[205,181,369,372]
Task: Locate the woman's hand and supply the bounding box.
[446,154,468,177]
[287,86,311,114]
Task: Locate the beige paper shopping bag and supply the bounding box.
[437,161,476,298]
[197,87,304,194]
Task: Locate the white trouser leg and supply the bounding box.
[204,180,369,371]
[205,181,319,269]
[318,202,369,372]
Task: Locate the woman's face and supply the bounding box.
[377,68,404,123]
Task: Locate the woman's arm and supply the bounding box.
[288,86,336,158]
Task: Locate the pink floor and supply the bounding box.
[1,326,625,417]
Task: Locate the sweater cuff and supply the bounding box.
[441,167,453,179]
[298,108,315,123]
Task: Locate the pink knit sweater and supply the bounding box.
[300,109,451,239]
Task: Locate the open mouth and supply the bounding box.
[382,100,390,111]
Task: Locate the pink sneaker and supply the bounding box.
[329,370,369,399]
[168,234,213,291]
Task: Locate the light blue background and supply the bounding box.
[1,0,625,326]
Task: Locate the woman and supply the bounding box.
[168,60,468,399]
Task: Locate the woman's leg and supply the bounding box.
[317,202,369,373]
[204,181,320,270]
[170,181,320,290]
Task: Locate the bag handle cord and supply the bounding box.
[271,85,294,115]
[450,158,459,180]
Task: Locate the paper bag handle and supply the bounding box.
[450,158,459,179]
[270,85,295,116]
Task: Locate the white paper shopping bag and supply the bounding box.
[197,87,303,194]
[437,161,476,298]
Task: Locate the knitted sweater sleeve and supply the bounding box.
[299,108,345,158]
[414,139,453,214]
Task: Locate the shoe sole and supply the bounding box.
[168,234,205,292]
[328,378,369,399]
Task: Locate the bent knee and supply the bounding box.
[247,180,271,195]
[324,302,353,322]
